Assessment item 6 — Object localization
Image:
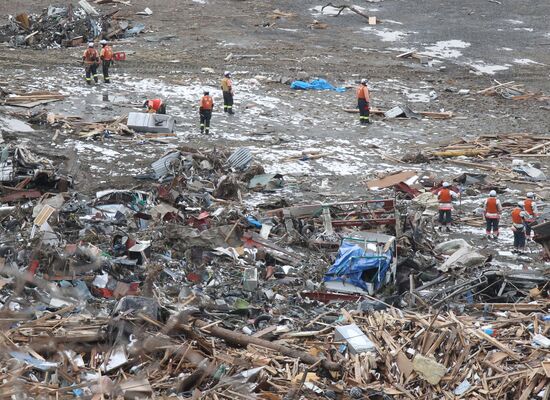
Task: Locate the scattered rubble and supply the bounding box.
[0,2,143,48]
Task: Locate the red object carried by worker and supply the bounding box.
[113,52,126,61]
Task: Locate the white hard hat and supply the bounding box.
[518,201,524,207]
[527,192,534,198]
[489,190,497,197]
[442,182,450,188]
[361,78,368,84]
[100,39,107,45]
[224,71,231,76]
[88,42,94,47]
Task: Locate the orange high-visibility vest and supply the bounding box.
[83,48,99,65]
[148,99,163,112]
[439,189,452,203]
[101,45,113,61]
[486,197,499,214]
[200,95,213,110]
[511,208,524,224]
[356,85,370,101]
[524,199,534,215]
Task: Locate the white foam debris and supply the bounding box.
[513,58,542,65]
[361,27,408,42]
[423,40,471,59]
[469,62,510,75]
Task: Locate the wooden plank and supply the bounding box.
[468,329,521,361]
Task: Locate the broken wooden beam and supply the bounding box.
[190,319,342,371]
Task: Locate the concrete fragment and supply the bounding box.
[412,354,446,385]
[243,268,258,291]
[434,239,471,255]
[439,246,485,272]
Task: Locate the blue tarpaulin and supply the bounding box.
[290,79,346,92]
[323,240,393,292]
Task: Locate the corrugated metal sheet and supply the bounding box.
[151,151,180,179]
[226,147,252,170]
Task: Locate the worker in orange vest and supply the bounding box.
[437,182,459,231]
[356,79,371,125]
[511,202,530,253]
[99,39,113,83]
[82,42,100,85]
[143,98,166,114]
[199,90,214,134]
[522,192,538,239]
[481,190,502,239]
[221,71,234,114]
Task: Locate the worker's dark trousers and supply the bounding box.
[157,104,167,114]
[223,91,234,114]
[85,64,98,84]
[200,110,212,134]
[438,209,452,225]
[102,60,111,83]
[358,99,369,124]
[513,227,526,249]
[485,218,499,235]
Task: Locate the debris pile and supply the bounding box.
[0,140,547,397]
[432,133,550,159]
[478,80,550,101]
[0,1,143,48]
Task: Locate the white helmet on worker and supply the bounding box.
[489,190,497,197]
[361,78,368,84]
[100,39,107,45]
[224,71,231,77]
[442,182,450,188]
[518,201,524,208]
[88,42,94,47]
[527,192,535,198]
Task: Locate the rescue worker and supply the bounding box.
[481,190,502,239]
[523,192,538,239]
[511,202,530,253]
[143,98,166,114]
[356,78,371,125]
[220,71,234,115]
[437,182,459,231]
[99,39,113,83]
[82,42,100,85]
[199,90,214,134]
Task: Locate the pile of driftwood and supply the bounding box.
[24,111,133,139]
[478,81,550,101]
[1,299,548,398]
[432,133,550,159]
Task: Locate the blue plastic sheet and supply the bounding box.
[290,79,346,92]
[323,241,392,292]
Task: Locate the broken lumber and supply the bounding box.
[190,319,342,371]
